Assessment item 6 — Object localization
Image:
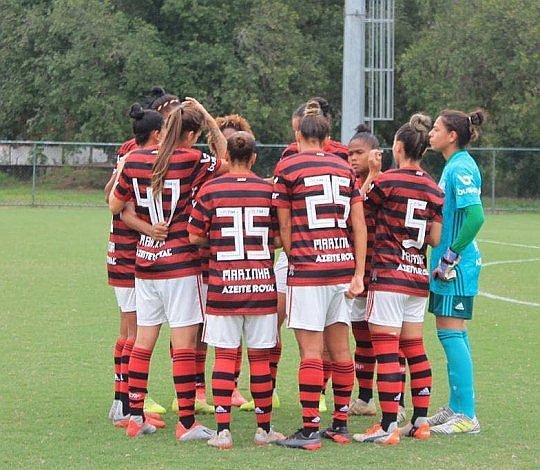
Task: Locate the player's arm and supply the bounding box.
[359,149,382,195]
[276,208,292,255]
[347,201,367,298]
[189,233,210,247]
[427,221,442,247]
[121,202,168,241]
[104,172,116,203]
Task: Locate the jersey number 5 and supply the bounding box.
[216,207,270,261]
[305,175,351,229]
[402,198,427,249]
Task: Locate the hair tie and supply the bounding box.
[157,99,180,112]
[468,116,473,125]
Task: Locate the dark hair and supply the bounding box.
[298,100,330,142]
[151,102,205,194]
[207,114,253,155]
[147,86,181,115]
[128,103,163,146]
[227,131,256,164]
[292,103,306,119]
[439,109,486,147]
[349,123,380,149]
[395,113,432,161]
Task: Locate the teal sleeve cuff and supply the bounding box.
[450,204,485,254]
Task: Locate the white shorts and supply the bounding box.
[203,314,278,349]
[274,251,288,294]
[366,290,427,328]
[286,284,352,332]
[201,282,208,314]
[114,287,136,313]
[351,296,367,322]
[135,275,204,328]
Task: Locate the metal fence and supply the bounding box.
[0,140,539,212]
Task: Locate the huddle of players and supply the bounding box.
[106,89,484,449]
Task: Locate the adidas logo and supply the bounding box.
[254,407,263,414]
[215,406,227,414]
[339,405,349,413]
[114,373,122,382]
[311,416,321,423]
[454,302,465,311]
[393,393,402,402]
[418,387,431,396]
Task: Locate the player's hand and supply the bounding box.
[368,149,382,174]
[151,222,168,241]
[184,96,211,124]
[346,273,364,298]
[432,248,460,281]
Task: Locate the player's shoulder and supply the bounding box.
[281,142,299,159]
[117,138,137,157]
[325,139,349,160]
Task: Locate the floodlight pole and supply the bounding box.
[341,0,365,144]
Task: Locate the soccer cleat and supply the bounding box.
[195,399,215,414]
[353,422,400,445]
[176,421,216,442]
[397,405,407,424]
[272,390,281,409]
[207,429,233,449]
[318,395,327,413]
[126,416,157,438]
[399,418,430,440]
[231,388,249,407]
[144,396,166,415]
[108,399,122,420]
[274,429,322,450]
[430,414,480,435]
[427,405,456,426]
[253,427,286,446]
[171,397,178,413]
[239,399,255,411]
[348,398,377,416]
[321,425,352,444]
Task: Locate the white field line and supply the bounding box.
[480,257,540,307]
[478,239,540,250]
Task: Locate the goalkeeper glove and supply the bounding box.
[432,248,460,281]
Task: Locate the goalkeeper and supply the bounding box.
[426,108,486,435]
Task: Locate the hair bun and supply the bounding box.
[310,96,330,117]
[469,109,485,126]
[304,100,322,117]
[354,123,371,134]
[409,113,432,132]
[129,103,145,120]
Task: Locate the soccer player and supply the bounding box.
[353,113,443,445]
[426,109,486,435]
[188,131,285,449]
[276,97,350,413]
[109,98,227,440]
[105,105,167,424]
[273,100,367,450]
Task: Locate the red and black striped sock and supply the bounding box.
[352,321,375,402]
[128,346,152,419]
[400,338,432,422]
[234,345,242,386]
[113,337,125,401]
[212,348,236,432]
[195,348,207,388]
[299,359,323,436]
[399,349,406,408]
[248,349,273,432]
[120,339,134,415]
[331,361,354,428]
[269,342,282,391]
[322,360,333,394]
[371,332,401,431]
[172,348,196,429]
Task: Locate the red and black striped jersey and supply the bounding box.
[107,139,140,287]
[272,151,362,286]
[365,167,444,297]
[188,173,278,316]
[281,139,349,161]
[114,146,221,280]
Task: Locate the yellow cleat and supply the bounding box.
[143,396,166,415]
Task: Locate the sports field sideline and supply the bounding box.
[1,208,538,469]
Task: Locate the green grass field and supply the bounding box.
[1,208,539,469]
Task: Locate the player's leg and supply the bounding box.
[231,343,248,406]
[354,291,402,445]
[428,293,479,434]
[398,295,432,439]
[244,313,285,445]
